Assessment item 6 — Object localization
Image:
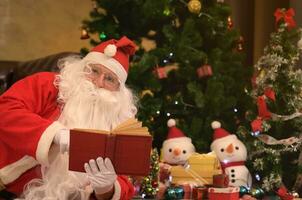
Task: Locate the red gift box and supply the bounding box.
[192,186,208,200]
[213,174,229,188]
[208,187,239,200]
[197,64,213,78]
[182,184,193,199]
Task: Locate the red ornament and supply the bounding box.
[227,16,233,29]
[197,64,213,78]
[276,185,294,200]
[154,66,167,79]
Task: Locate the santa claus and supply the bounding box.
[0,36,137,200]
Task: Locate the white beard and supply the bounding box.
[21,56,137,200]
[57,59,137,131]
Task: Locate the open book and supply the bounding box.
[69,118,152,176]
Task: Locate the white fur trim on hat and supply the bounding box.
[211,121,221,129]
[104,44,117,57]
[163,137,192,146]
[167,119,176,127]
[83,52,127,83]
[210,134,237,151]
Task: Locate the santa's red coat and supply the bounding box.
[0,72,134,199]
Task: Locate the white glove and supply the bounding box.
[84,157,117,195]
[53,129,70,153]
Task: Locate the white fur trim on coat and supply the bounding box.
[83,52,127,84]
[0,155,38,185]
[36,121,66,166]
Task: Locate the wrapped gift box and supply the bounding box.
[213,174,229,188]
[192,186,208,200]
[170,152,222,185]
[208,187,239,200]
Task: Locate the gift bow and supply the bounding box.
[251,88,275,132]
[274,8,296,29]
[276,185,294,200]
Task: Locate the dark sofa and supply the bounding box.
[0,52,80,94]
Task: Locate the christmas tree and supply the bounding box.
[237,8,302,196]
[82,0,253,153]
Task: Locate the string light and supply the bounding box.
[255,173,261,181]
[156,110,160,115]
[251,131,260,136]
[175,101,178,104]
[167,112,171,117]
[234,108,238,112]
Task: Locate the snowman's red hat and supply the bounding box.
[210,121,237,150]
[164,119,192,144]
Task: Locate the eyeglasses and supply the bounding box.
[85,64,120,90]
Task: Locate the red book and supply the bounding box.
[69,118,152,176]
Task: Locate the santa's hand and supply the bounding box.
[53,129,70,153]
[84,157,117,195]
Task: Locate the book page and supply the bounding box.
[112,118,150,136]
[72,128,110,134]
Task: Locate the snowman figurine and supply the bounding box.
[210,121,252,188]
[162,119,196,165]
[159,119,195,185]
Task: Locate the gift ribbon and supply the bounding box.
[274,8,296,29]
[257,134,300,146]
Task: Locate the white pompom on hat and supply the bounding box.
[210,120,237,150]
[166,119,186,140]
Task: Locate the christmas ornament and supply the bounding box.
[197,64,213,78]
[237,36,244,51]
[210,121,252,188]
[227,16,233,29]
[147,30,157,37]
[99,32,107,40]
[165,186,184,200]
[274,8,296,30]
[239,186,249,197]
[163,7,171,16]
[250,187,264,199]
[141,89,154,98]
[154,66,167,79]
[141,37,157,52]
[172,18,181,28]
[188,0,202,14]
[80,28,90,40]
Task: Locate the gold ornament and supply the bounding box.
[141,89,154,98]
[172,18,181,28]
[141,37,157,52]
[147,30,157,37]
[80,28,90,40]
[259,69,266,79]
[237,36,244,51]
[227,16,233,29]
[188,0,202,14]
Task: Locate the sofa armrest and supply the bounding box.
[0,61,18,94]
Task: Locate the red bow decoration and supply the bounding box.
[276,185,294,200]
[251,88,276,133]
[274,8,296,29]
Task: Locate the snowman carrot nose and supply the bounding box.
[173,148,181,156]
[226,143,234,153]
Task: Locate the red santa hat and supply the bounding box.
[163,119,192,145]
[83,36,136,83]
[210,121,237,150]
